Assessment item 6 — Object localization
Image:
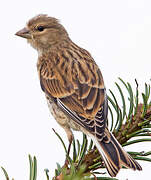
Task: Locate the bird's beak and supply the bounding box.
[15,27,31,39]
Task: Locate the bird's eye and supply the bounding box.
[37,26,44,32]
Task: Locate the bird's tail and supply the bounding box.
[90,128,142,177]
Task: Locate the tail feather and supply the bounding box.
[109,132,142,171]
[89,129,142,177]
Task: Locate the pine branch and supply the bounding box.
[1,79,151,180]
[53,79,151,180]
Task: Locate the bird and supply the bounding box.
[15,14,142,177]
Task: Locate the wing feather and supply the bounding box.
[38,49,107,135]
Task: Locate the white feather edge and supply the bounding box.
[88,133,109,167]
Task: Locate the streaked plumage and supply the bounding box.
[16,14,142,177]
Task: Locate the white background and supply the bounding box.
[0,0,151,179]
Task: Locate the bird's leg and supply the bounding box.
[64,136,73,167]
[67,135,73,156]
[63,126,73,167]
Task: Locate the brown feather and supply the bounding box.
[38,44,105,119]
[16,14,142,177]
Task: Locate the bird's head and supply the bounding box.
[15,14,69,52]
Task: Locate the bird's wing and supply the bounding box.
[39,50,108,136]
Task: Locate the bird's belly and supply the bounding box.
[46,96,81,131]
